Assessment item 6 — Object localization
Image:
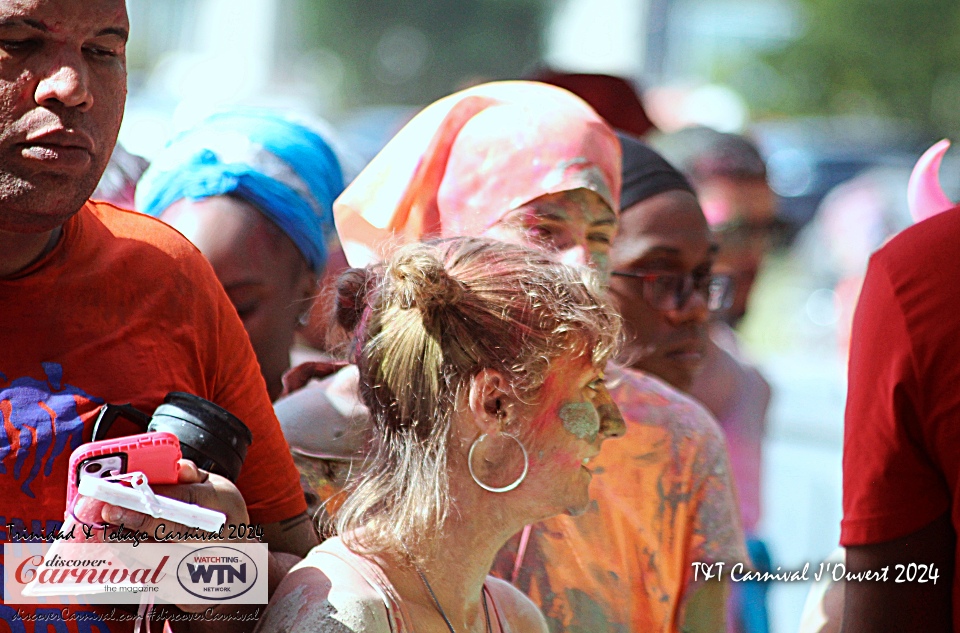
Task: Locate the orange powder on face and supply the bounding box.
[526,371,563,434]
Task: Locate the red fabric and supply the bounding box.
[531,69,657,137]
[0,201,306,632]
[842,205,960,623]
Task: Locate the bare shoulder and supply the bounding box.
[256,547,390,633]
[484,576,549,633]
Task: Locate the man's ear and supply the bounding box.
[467,368,509,435]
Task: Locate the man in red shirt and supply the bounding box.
[841,205,960,632]
[0,1,317,631]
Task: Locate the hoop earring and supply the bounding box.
[468,432,529,493]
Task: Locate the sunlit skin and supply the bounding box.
[483,188,617,278]
[462,356,624,517]
[470,176,728,631]
[698,176,777,324]
[477,185,626,509]
[513,354,626,518]
[160,196,316,402]
[607,190,717,392]
[477,186,625,506]
[0,0,128,277]
[559,402,600,442]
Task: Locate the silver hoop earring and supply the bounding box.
[468,432,529,493]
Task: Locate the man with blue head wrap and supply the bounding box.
[137,110,345,401]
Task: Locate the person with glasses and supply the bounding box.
[608,132,731,392]
[611,132,774,633]
[650,126,780,327]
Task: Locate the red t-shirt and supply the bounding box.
[842,205,960,622]
[0,202,306,632]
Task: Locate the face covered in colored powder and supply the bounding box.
[519,353,625,518]
[607,189,717,391]
[160,196,316,402]
[483,188,618,277]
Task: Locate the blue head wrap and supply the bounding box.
[136,110,345,273]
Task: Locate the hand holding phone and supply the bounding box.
[67,432,182,509]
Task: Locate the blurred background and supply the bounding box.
[121,1,960,630]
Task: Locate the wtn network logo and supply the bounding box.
[186,560,246,584]
[177,547,258,600]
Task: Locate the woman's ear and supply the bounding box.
[467,368,510,435]
[297,268,319,304]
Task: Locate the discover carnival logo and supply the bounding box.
[4,541,268,605]
[176,546,258,600]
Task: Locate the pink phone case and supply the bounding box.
[66,432,182,508]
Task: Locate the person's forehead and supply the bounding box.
[613,191,713,259]
[0,0,129,34]
[619,190,705,233]
[517,189,617,225]
[700,178,776,218]
[162,197,283,259]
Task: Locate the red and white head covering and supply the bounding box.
[334,81,621,266]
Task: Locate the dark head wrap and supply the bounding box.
[618,131,694,211]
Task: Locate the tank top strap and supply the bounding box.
[482,581,508,633]
[313,538,416,633]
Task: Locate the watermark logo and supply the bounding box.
[4,541,268,605]
[177,546,258,600]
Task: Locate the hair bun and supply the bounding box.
[335,267,371,332]
[388,250,463,316]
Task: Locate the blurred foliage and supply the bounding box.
[763,0,960,135]
[294,0,548,108]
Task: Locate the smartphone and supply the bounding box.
[66,432,182,509]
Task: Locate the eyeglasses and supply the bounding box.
[610,271,734,313]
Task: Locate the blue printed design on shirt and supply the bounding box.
[0,363,103,497]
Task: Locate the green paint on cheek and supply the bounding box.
[559,402,600,441]
[589,248,610,279]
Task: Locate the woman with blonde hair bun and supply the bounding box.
[257,236,625,632]
[329,81,745,632]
